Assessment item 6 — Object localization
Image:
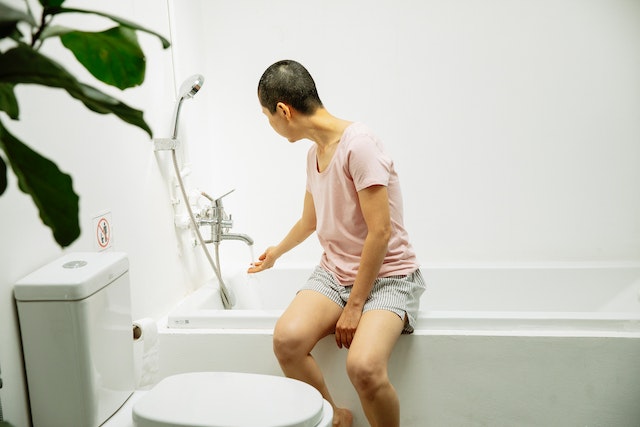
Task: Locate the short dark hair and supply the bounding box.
[258,60,323,115]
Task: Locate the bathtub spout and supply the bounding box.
[218,232,254,246]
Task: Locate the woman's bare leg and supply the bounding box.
[273,290,353,426]
[346,310,405,427]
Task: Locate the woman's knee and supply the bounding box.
[273,319,309,363]
[346,352,389,398]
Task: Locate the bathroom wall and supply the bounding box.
[1,1,639,425]
[0,1,197,425]
[172,0,640,268]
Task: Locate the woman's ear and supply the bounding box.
[276,102,292,120]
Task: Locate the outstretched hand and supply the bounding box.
[247,246,277,273]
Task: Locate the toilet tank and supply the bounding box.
[15,252,135,427]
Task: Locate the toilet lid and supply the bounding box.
[133,372,325,427]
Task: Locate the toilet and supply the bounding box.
[15,252,332,427]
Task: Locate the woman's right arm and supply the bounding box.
[247,191,316,273]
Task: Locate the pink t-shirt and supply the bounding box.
[306,122,419,285]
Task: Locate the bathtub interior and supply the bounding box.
[205,265,640,310]
[167,264,640,333]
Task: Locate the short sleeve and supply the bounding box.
[347,134,392,191]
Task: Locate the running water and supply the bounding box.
[229,243,262,309]
[248,244,256,267]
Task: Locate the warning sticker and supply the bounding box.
[92,212,113,251]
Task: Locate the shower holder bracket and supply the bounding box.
[154,138,179,151]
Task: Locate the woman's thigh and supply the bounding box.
[274,290,344,353]
[347,309,405,370]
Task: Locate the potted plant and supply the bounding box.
[0,0,170,247]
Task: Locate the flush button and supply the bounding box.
[63,260,88,269]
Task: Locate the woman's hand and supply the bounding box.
[335,304,363,349]
[247,246,277,273]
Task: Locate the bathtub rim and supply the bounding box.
[167,287,640,338]
[166,307,640,334]
[166,263,640,337]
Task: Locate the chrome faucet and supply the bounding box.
[197,190,253,246]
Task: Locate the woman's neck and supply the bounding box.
[303,108,352,150]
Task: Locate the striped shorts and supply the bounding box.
[300,265,426,334]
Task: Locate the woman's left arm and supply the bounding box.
[334,184,391,348]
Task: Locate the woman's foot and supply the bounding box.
[333,407,353,427]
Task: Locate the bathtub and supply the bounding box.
[159,264,640,427]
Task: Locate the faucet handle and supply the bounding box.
[214,189,235,207]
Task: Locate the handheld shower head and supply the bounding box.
[179,74,204,100]
[171,74,205,139]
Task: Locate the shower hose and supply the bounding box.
[171,149,233,309]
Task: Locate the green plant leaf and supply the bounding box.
[0,155,7,196]
[45,6,170,49]
[0,45,152,137]
[71,82,151,135]
[0,119,80,247]
[0,2,36,39]
[61,26,145,90]
[39,0,65,7]
[38,24,74,40]
[0,83,19,119]
[0,3,37,26]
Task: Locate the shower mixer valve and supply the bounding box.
[194,189,254,246]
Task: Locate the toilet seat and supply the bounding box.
[133,372,332,427]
